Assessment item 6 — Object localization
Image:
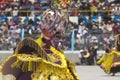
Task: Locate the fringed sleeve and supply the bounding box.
[97,53,108,65]
[11,54,75,80]
[100,53,114,74]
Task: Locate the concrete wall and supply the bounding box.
[0,50,105,65]
[0,51,13,64]
[0,50,80,64]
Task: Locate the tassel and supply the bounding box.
[11,54,74,79]
[14,37,51,62]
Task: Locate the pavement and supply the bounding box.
[0,65,120,80]
[76,65,120,80]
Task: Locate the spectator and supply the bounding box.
[0,23,8,36]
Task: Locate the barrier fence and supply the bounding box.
[0,10,119,16]
[0,50,105,65]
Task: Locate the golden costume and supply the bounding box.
[1,36,80,80]
[1,0,80,79]
[97,34,120,76]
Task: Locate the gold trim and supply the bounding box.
[11,54,75,79]
[15,37,51,62]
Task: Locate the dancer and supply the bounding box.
[1,0,80,80]
[97,45,112,70]
[97,24,120,76]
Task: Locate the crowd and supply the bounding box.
[0,0,49,16]
[0,16,41,50]
[0,0,120,16]
[0,0,119,51]
[77,0,120,16]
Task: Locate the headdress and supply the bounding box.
[40,0,77,46]
[1,1,80,80]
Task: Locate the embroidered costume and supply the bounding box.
[1,0,80,80]
[2,36,79,80]
[97,26,120,76]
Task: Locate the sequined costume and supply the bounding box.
[1,0,80,80]
[97,26,120,76]
[2,35,79,80]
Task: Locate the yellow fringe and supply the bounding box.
[11,54,75,79]
[35,35,45,47]
[50,46,67,66]
[99,50,120,73]
[97,53,108,65]
[103,54,114,73]
[2,36,80,80]
[67,60,80,80]
[111,50,120,55]
[2,54,17,69]
[15,37,51,62]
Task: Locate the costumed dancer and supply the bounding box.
[97,22,120,76]
[1,0,80,80]
[97,45,112,71]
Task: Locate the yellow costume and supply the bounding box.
[2,36,80,80]
[1,0,80,79]
[97,34,120,75]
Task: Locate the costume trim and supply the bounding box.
[15,37,51,61]
[98,50,120,73]
[11,54,74,79]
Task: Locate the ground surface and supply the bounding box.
[76,65,120,80]
[0,65,120,80]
